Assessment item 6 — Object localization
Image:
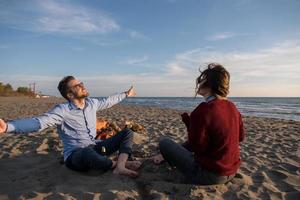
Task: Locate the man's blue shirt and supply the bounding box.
[6,93,126,160]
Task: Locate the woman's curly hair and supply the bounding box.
[196,63,230,97]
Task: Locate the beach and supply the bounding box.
[0,97,299,200]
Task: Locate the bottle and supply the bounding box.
[101,146,106,154]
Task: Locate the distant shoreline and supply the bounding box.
[0,96,299,122]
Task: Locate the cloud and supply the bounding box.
[165,62,189,76]
[1,40,300,97]
[207,32,236,41]
[80,73,195,97]
[164,39,300,96]
[0,0,120,34]
[164,48,205,76]
[71,36,129,47]
[0,73,194,97]
[167,40,300,78]
[129,31,149,40]
[120,56,149,65]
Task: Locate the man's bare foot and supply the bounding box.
[111,160,117,169]
[113,167,138,178]
[151,154,164,165]
[125,161,142,171]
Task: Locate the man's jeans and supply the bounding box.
[159,137,235,185]
[65,128,134,172]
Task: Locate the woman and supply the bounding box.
[152,63,245,185]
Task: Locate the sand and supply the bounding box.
[0,97,299,200]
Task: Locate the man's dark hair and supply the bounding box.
[196,63,230,97]
[58,76,75,100]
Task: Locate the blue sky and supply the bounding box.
[0,0,299,97]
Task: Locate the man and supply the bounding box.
[0,76,141,177]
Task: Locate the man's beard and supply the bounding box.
[75,92,89,99]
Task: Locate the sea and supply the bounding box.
[120,97,300,121]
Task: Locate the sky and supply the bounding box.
[0,0,300,97]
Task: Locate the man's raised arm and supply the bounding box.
[95,86,136,111]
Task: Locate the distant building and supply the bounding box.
[35,93,50,98]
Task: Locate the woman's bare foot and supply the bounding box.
[151,154,165,165]
[125,161,142,171]
[113,167,138,178]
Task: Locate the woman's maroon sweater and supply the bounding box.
[182,98,245,176]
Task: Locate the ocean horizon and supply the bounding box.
[114,97,300,121]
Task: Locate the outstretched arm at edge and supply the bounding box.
[0,105,64,134]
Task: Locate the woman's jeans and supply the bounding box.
[65,128,133,172]
[159,137,235,185]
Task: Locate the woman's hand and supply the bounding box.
[0,119,7,134]
[181,112,189,119]
[181,112,190,124]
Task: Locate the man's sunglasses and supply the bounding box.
[70,82,84,90]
